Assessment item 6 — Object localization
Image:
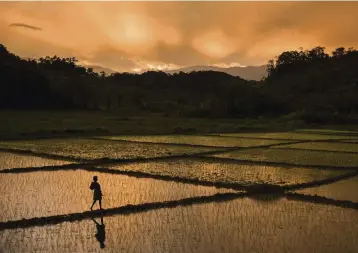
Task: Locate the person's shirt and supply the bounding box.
[90,181,102,195]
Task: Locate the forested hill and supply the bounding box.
[264,46,358,123]
[1,44,358,123]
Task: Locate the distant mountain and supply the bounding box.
[167,65,267,81]
[83,64,267,81]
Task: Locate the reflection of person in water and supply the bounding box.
[90,176,103,210]
[92,216,106,249]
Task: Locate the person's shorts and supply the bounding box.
[94,195,102,201]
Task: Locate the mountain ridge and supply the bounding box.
[166,65,267,80]
[84,64,267,81]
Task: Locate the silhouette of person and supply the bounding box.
[92,216,106,249]
[90,176,103,210]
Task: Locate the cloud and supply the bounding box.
[1,2,358,71]
[83,46,141,72]
[9,23,42,31]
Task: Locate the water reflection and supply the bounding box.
[1,198,357,253]
[0,152,70,170]
[0,138,217,160]
[92,214,106,249]
[249,194,284,203]
[296,176,358,202]
[212,148,358,167]
[110,159,346,187]
[0,170,230,222]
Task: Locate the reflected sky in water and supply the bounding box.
[297,176,358,202]
[1,198,357,253]
[0,152,70,170]
[0,170,230,222]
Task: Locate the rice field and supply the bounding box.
[108,159,349,186]
[0,152,71,169]
[214,132,358,140]
[274,141,358,153]
[97,135,291,147]
[210,148,358,167]
[0,138,218,160]
[1,130,357,253]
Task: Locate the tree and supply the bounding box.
[307,46,329,60]
[266,59,276,76]
[332,47,346,58]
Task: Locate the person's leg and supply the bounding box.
[90,200,97,210]
[99,199,102,210]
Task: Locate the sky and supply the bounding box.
[1,1,358,72]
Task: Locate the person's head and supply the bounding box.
[93,176,98,182]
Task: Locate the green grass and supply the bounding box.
[210,148,358,167]
[295,129,358,134]
[3,110,358,140]
[0,110,294,139]
[274,142,358,153]
[0,138,217,160]
[97,135,290,148]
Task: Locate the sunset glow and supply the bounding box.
[1,2,358,71]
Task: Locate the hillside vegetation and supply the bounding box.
[1,44,358,124]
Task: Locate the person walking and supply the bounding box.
[90,176,103,210]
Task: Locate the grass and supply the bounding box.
[3,110,358,140]
[0,110,291,139]
[295,129,358,134]
[213,132,358,140]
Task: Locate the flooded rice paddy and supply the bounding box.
[210,148,358,167]
[108,159,348,186]
[297,176,358,202]
[215,132,358,140]
[98,135,290,147]
[274,141,358,153]
[0,130,357,253]
[0,170,231,222]
[0,152,71,169]
[1,198,357,253]
[0,139,217,160]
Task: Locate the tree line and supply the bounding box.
[1,44,358,123]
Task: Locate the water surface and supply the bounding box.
[296,176,358,202]
[109,159,348,186]
[1,197,357,253]
[98,135,289,148]
[0,139,217,160]
[0,170,229,222]
[0,152,71,170]
[210,148,358,167]
[275,142,358,153]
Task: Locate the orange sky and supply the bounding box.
[1,1,358,72]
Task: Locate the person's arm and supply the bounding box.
[90,182,94,190]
